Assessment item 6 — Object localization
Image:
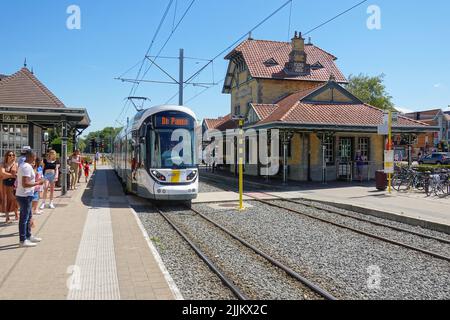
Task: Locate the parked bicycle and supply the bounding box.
[392,166,450,198]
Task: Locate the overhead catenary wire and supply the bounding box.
[116,0,197,124]
[162,0,293,105]
[287,0,293,41]
[184,0,293,85]
[243,0,370,70]
[139,0,197,85]
[178,0,369,105]
[115,0,175,124]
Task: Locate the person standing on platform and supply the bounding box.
[70,150,81,190]
[32,157,44,216]
[40,150,59,210]
[16,151,45,248]
[83,161,90,183]
[0,151,19,224]
[355,150,365,183]
[77,156,83,183]
[18,146,32,167]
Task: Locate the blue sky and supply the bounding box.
[1,0,449,135]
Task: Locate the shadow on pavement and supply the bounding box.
[80,169,130,209]
[200,168,376,193]
[0,244,20,251]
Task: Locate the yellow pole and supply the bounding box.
[388,111,392,194]
[238,119,245,211]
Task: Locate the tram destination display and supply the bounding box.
[154,112,194,128]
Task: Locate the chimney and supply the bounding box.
[285,31,310,76]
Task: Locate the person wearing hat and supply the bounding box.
[18,146,32,167]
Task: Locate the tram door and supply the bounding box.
[338,138,353,179]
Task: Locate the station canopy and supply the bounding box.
[0,67,90,131]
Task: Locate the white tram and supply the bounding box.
[113,105,199,202]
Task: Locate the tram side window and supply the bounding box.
[139,139,146,169]
[150,131,161,168]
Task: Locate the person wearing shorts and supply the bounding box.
[40,150,59,210]
[32,158,43,216]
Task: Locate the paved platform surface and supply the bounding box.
[0,166,179,300]
[198,172,450,233]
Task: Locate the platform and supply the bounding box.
[0,167,181,300]
[198,172,450,234]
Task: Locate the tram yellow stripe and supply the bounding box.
[171,170,181,183]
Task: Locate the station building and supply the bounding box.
[0,65,90,192]
[203,33,437,182]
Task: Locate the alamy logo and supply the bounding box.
[367,5,382,30]
[170,128,281,176]
[66,5,81,30]
[367,265,382,290]
[67,265,82,290]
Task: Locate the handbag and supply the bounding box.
[3,178,16,187]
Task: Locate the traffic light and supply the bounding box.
[90,138,97,151]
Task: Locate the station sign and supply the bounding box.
[378,112,389,135]
[3,114,27,123]
[384,150,395,174]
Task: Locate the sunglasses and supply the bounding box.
[7,154,15,157]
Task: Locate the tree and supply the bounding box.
[346,74,395,111]
[79,127,122,154]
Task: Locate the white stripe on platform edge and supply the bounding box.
[130,207,184,301]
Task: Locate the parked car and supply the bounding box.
[418,153,450,165]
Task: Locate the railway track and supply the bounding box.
[152,203,337,301]
[200,174,450,263]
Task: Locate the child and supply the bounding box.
[83,161,90,183]
[32,158,44,216]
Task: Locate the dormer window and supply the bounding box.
[311,62,324,70]
[264,58,279,67]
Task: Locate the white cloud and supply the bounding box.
[433,83,442,88]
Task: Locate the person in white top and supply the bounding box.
[16,151,45,248]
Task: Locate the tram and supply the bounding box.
[113,105,199,202]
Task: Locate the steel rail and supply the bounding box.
[188,206,337,300]
[200,174,450,263]
[247,196,450,263]
[256,191,450,245]
[154,206,249,300]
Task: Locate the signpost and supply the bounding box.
[233,116,246,211]
[379,111,399,193]
[386,111,393,193]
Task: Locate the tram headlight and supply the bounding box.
[186,170,198,181]
[151,170,166,182]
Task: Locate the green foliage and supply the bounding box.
[346,74,395,111]
[79,127,122,153]
[50,137,73,156]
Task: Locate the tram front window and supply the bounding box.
[150,129,195,169]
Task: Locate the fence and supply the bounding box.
[333,161,384,182]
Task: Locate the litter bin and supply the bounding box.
[376,170,387,191]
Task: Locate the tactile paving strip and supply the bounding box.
[68,172,121,300]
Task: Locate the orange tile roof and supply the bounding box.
[251,104,278,121]
[225,39,347,83]
[203,114,233,130]
[275,103,427,127]
[256,85,429,128]
[0,67,65,108]
[204,118,225,130]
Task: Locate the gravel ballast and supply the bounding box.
[135,205,235,300]
[163,205,323,300]
[193,200,450,300]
